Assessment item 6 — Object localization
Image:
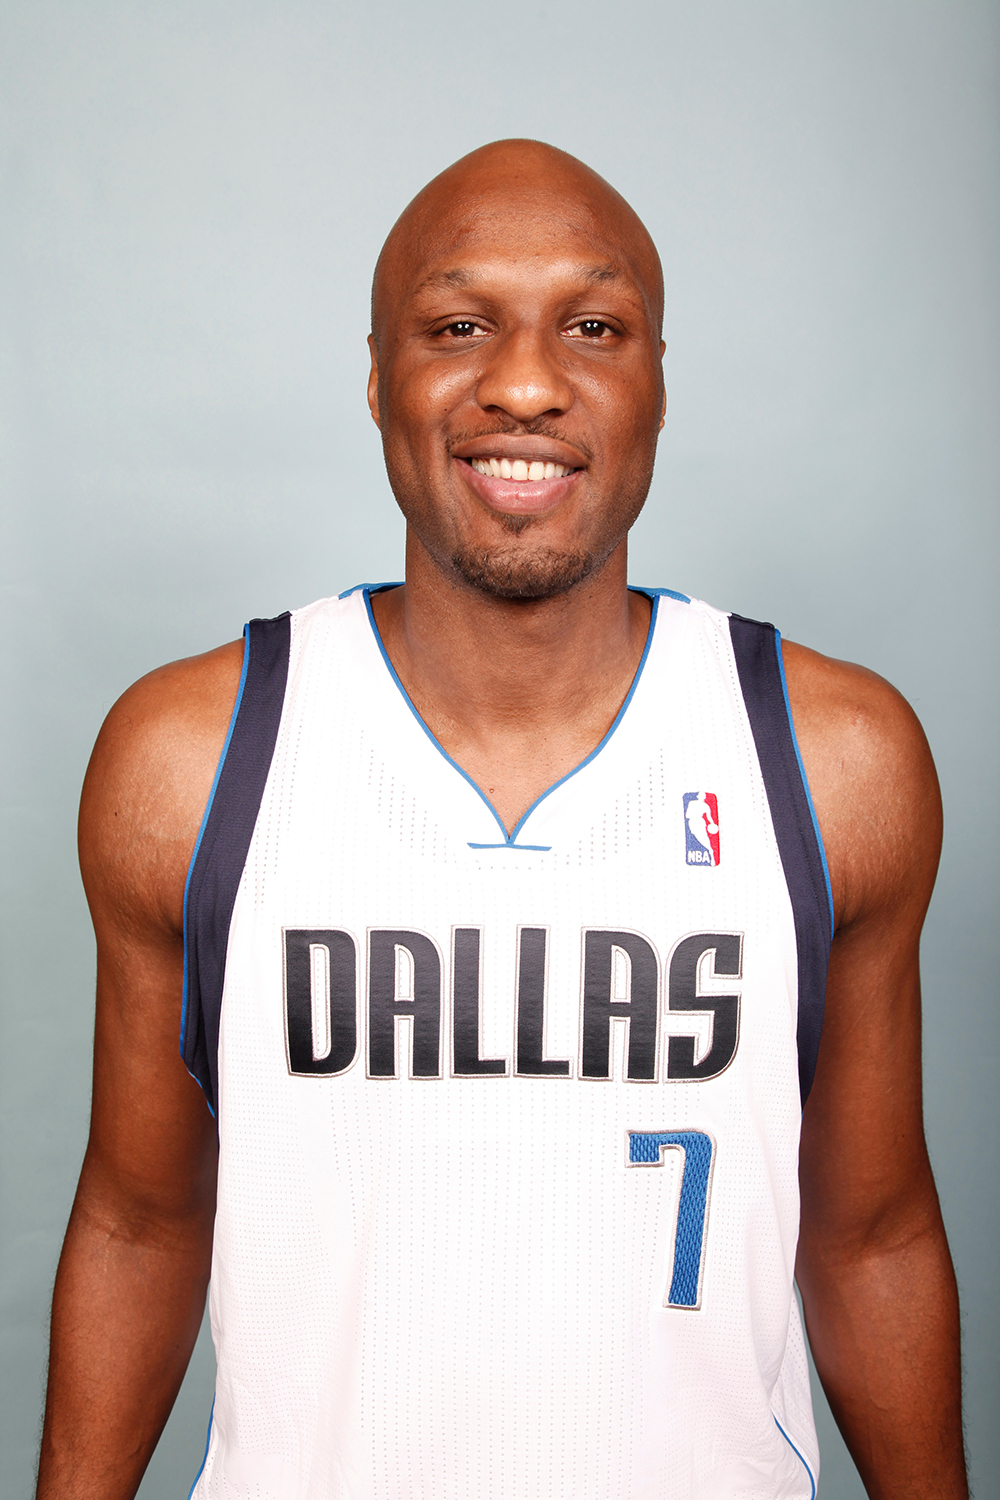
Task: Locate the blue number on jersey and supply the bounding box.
[628,1130,715,1309]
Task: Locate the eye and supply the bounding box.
[439,320,489,339]
[565,319,616,340]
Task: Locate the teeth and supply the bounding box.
[468,458,573,482]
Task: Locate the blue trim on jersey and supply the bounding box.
[339,581,403,599]
[773,1417,817,1499]
[362,587,660,849]
[362,588,510,842]
[186,1399,215,1500]
[630,584,691,603]
[180,629,250,1066]
[504,593,660,844]
[468,842,552,851]
[775,631,835,938]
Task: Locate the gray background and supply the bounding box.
[2,1,997,1495]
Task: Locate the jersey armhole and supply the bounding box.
[774,632,835,938]
[181,613,292,1115]
[728,613,833,1104]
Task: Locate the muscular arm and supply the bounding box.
[784,642,967,1499]
[36,640,244,1500]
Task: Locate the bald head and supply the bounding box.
[371,139,663,347]
[366,139,667,603]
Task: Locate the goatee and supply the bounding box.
[450,542,596,601]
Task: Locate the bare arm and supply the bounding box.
[36,640,244,1500]
[785,642,967,1499]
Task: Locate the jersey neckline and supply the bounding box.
[359,585,661,850]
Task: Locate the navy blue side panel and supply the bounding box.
[181,613,291,1115]
[728,614,833,1104]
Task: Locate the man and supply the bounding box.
[37,140,966,1498]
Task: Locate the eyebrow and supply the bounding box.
[582,263,624,284]
[415,268,473,292]
[413,262,629,295]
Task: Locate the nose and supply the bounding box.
[474,327,574,423]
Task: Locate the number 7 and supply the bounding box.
[628,1130,716,1310]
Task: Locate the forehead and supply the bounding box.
[399,189,653,310]
[412,256,640,308]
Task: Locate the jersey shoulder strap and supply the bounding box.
[728,612,834,1103]
[181,612,291,1114]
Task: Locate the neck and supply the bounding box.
[373,532,648,734]
[369,533,651,834]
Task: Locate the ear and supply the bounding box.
[367,335,381,430]
[659,341,667,431]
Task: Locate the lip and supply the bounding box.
[450,433,587,470]
[455,454,583,516]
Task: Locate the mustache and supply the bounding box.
[445,420,593,467]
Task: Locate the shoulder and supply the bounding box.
[79,639,245,939]
[780,639,941,931]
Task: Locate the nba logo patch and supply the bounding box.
[683,792,720,867]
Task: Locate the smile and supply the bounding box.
[466,457,576,482]
[457,452,582,516]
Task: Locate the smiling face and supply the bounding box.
[369,141,666,601]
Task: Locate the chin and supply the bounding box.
[449,544,596,601]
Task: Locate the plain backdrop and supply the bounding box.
[2,2,997,1496]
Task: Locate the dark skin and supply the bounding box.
[38,140,966,1498]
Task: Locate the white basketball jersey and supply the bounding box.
[181,585,832,1499]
